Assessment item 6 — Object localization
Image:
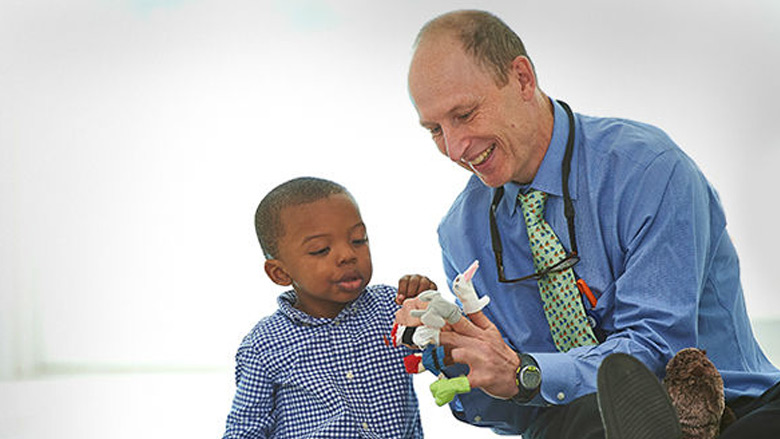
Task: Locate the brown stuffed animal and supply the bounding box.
[663,348,736,438]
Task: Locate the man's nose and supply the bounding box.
[443,127,468,163]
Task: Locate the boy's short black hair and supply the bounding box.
[255,177,354,259]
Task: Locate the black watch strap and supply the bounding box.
[512,353,541,404]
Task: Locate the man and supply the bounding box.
[403,9,780,439]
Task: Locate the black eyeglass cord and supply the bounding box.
[489,100,579,283]
[558,100,578,256]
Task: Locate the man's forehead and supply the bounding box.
[409,44,488,121]
[411,33,464,69]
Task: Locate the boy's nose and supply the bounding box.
[336,245,358,265]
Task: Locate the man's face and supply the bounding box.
[408,36,539,187]
[271,194,372,318]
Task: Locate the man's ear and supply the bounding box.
[264,259,293,286]
[509,56,537,99]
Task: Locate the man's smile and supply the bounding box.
[463,143,496,167]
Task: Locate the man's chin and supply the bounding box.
[474,171,508,188]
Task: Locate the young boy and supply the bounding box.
[222,177,433,438]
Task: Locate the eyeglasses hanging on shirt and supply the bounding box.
[488,101,599,309]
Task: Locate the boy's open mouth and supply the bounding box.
[336,274,364,292]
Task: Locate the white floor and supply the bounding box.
[1,321,778,439]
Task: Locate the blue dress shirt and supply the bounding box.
[223,285,423,438]
[437,99,780,435]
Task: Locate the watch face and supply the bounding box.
[521,365,541,389]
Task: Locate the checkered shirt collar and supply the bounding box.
[277,289,365,327]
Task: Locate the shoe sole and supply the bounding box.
[597,353,682,439]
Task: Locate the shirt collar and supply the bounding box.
[495,99,579,217]
[277,289,364,327]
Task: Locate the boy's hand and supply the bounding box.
[396,274,437,305]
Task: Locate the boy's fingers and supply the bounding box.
[398,276,409,292]
[397,275,419,304]
[422,278,438,291]
[396,277,409,304]
[397,274,435,304]
[406,276,421,295]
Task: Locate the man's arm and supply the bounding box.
[438,149,718,405]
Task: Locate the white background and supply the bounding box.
[1,0,779,438]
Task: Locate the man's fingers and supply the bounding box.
[448,316,484,337]
[441,332,521,400]
[466,310,494,330]
[394,297,427,326]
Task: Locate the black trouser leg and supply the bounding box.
[524,393,605,439]
[720,381,780,439]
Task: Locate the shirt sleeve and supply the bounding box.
[532,149,722,405]
[223,344,274,438]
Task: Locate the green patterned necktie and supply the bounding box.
[519,189,598,352]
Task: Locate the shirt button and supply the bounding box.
[557,392,566,401]
[362,422,369,429]
[473,415,482,422]
[346,371,354,380]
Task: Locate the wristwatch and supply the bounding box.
[512,353,541,403]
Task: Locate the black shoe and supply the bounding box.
[597,353,682,439]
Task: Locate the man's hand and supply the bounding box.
[439,311,521,399]
[397,274,438,305]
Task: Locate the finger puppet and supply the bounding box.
[420,260,490,406]
[409,290,462,329]
[389,321,441,349]
[403,345,447,374]
[389,260,488,407]
[430,375,471,407]
[451,259,490,314]
[663,348,736,439]
[422,260,486,406]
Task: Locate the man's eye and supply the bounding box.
[457,110,474,121]
[429,126,442,137]
[308,247,330,256]
[353,238,369,246]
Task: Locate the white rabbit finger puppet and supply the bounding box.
[452,259,490,315]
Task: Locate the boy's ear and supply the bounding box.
[264,259,293,286]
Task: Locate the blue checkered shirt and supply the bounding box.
[223,285,423,438]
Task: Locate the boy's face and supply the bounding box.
[265,193,372,318]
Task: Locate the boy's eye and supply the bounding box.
[308,247,330,256]
[352,238,369,246]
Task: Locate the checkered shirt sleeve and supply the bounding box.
[222,284,423,438]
